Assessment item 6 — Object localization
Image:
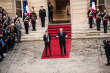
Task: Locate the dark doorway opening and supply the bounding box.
[48,0,71,24]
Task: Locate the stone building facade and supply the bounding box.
[0,0,110,33]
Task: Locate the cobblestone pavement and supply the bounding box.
[0,39,110,73]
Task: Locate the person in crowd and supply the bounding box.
[5,14,11,25]
[2,15,9,29]
[0,13,3,25]
[0,7,4,17]
[56,28,68,56]
[0,24,5,62]
[30,7,37,31]
[48,2,54,24]
[23,12,30,34]
[96,11,101,31]
[103,40,110,66]
[15,19,22,42]
[39,6,46,27]
[0,7,3,14]
[88,7,94,28]
[14,14,19,24]
[8,23,17,50]
[3,24,9,52]
[43,30,51,56]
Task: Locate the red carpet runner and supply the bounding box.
[41,24,71,59]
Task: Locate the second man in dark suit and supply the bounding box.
[39,6,46,27]
[43,30,51,56]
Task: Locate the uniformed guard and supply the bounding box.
[96,11,101,31]
[23,12,30,34]
[102,12,108,33]
[30,9,37,31]
[88,9,94,28]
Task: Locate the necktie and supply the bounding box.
[47,35,49,42]
[61,32,63,36]
[46,35,49,42]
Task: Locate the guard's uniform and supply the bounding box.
[30,12,37,31]
[23,15,29,34]
[96,12,101,31]
[88,10,93,28]
[103,15,108,33]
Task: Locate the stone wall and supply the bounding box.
[107,0,110,15]
[28,0,89,32]
[70,0,88,33]
[0,0,89,32]
[0,0,16,17]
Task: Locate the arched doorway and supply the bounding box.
[48,0,71,24]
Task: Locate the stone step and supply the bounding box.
[21,27,46,41]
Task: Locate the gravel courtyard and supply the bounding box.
[0,39,110,73]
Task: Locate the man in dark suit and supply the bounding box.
[48,2,54,24]
[56,28,68,56]
[103,40,110,66]
[39,6,46,27]
[43,30,51,56]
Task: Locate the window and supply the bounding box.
[16,0,22,17]
[99,0,105,11]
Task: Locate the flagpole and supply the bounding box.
[21,0,23,19]
[104,0,107,8]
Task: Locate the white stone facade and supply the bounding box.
[0,0,110,33]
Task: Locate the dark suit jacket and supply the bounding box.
[57,32,66,42]
[39,9,46,18]
[43,34,51,44]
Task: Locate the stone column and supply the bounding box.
[107,0,110,15]
[70,0,88,33]
[27,0,48,29]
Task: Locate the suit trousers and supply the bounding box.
[45,42,51,56]
[59,40,66,56]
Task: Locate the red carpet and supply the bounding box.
[41,24,71,59]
